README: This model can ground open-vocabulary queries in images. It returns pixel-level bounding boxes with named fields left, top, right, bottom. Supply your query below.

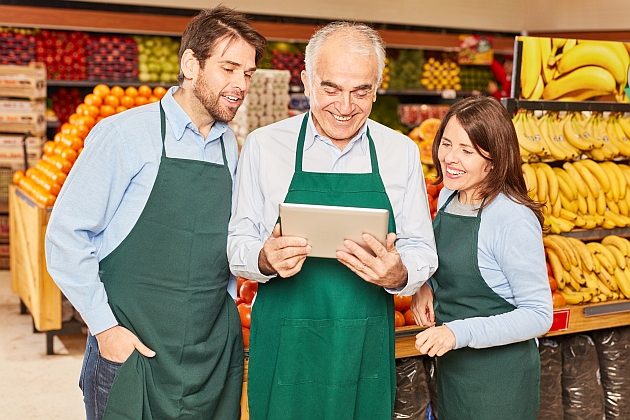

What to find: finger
left=134, top=339, right=156, bottom=358
left=336, top=251, right=378, bottom=280
left=362, top=234, right=388, bottom=259
left=283, top=255, right=308, bottom=278
left=337, top=258, right=376, bottom=283
left=416, top=307, right=431, bottom=327
left=386, top=233, right=397, bottom=251
left=275, top=236, right=309, bottom=249
left=281, top=253, right=309, bottom=271
left=428, top=304, right=435, bottom=325
left=343, top=239, right=376, bottom=265
left=276, top=245, right=311, bottom=262
left=272, top=223, right=281, bottom=238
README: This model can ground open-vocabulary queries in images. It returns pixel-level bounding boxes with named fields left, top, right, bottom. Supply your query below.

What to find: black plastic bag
left=592, top=327, right=630, bottom=419
left=561, top=334, right=605, bottom=420
left=538, top=338, right=563, bottom=420
left=394, top=357, right=432, bottom=419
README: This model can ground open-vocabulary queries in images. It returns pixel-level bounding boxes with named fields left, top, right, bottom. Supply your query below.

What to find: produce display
left=459, top=65, right=493, bottom=92
left=407, top=117, right=442, bottom=172
left=420, top=56, right=461, bottom=91
left=0, top=27, right=36, bottom=66
left=86, top=35, right=138, bottom=82
left=235, top=277, right=256, bottom=348
left=262, top=42, right=305, bottom=87
left=388, top=49, right=425, bottom=90
left=518, top=36, right=629, bottom=102
left=522, top=160, right=630, bottom=233
left=12, top=83, right=166, bottom=207
left=545, top=234, right=630, bottom=306
left=135, top=35, right=180, bottom=83
left=48, top=87, right=83, bottom=125
left=35, top=30, right=88, bottom=80
left=380, top=57, right=392, bottom=90
left=514, top=110, right=630, bottom=162
left=425, top=177, right=443, bottom=220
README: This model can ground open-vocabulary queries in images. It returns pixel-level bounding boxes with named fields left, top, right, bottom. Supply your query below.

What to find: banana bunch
left=545, top=234, right=630, bottom=305
left=519, top=36, right=629, bottom=102
left=522, top=160, right=630, bottom=233
left=514, top=111, right=630, bottom=162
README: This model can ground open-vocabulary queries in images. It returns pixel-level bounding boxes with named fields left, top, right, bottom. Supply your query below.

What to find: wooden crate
left=9, top=184, right=60, bottom=331
left=0, top=63, right=46, bottom=99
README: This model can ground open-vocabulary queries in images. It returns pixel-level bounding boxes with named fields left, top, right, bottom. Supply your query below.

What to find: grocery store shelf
left=395, top=325, right=424, bottom=358
left=545, top=300, right=630, bottom=337
left=47, top=80, right=175, bottom=88
left=377, top=88, right=476, bottom=98
left=501, top=98, right=630, bottom=115
left=560, top=227, right=630, bottom=241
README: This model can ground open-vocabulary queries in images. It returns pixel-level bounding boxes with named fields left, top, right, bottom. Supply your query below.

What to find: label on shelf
left=549, top=308, right=570, bottom=332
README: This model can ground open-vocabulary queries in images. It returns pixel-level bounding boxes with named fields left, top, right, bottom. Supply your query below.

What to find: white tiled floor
left=0, top=270, right=85, bottom=419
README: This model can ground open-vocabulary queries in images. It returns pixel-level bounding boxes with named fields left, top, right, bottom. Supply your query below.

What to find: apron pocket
left=276, top=316, right=385, bottom=386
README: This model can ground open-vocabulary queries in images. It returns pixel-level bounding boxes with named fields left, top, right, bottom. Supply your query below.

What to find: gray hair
left=304, top=21, right=386, bottom=89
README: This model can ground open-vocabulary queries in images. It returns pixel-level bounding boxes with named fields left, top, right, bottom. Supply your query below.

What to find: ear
left=300, top=70, right=310, bottom=98
left=180, top=48, right=199, bottom=81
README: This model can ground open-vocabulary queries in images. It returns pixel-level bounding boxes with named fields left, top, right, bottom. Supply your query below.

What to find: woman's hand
left=411, top=282, right=435, bottom=327
left=414, top=325, right=456, bottom=357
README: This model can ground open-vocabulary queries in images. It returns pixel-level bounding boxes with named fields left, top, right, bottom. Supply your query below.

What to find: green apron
left=98, top=102, right=243, bottom=419
left=248, top=114, right=396, bottom=420
left=432, top=191, right=540, bottom=420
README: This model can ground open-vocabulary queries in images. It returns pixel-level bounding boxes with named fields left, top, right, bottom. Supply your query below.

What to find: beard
left=192, top=76, right=241, bottom=123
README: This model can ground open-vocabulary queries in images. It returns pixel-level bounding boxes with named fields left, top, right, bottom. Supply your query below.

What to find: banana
left=547, top=249, right=566, bottom=288
left=549, top=113, right=580, bottom=158
left=556, top=89, right=615, bottom=101
left=577, top=194, right=588, bottom=215
left=580, top=159, right=611, bottom=193
left=542, top=66, right=616, bottom=100
left=562, top=162, right=589, bottom=197
left=579, top=113, right=604, bottom=149
left=561, top=289, right=587, bottom=305
left=514, top=112, right=544, bottom=155
left=618, top=268, right=630, bottom=298
left=604, top=210, right=629, bottom=227
left=521, top=112, right=548, bottom=156
left=606, top=115, right=630, bottom=157
left=619, top=199, right=629, bottom=216
left=560, top=192, right=579, bottom=213
left=537, top=163, right=559, bottom=205
left=587, top=242, right=616, bottom=274
left=520, top=37, right=542, bottom=99
left=530, top=75, right=544, bottom=101
left=540, top=37, right=555, bottom=84
left=578, top=40, right=629, bottom=93
left=534, top=163, right=548, bottom=204
left=559, top=208, right=578, bottom=221
left=601, top=161, right=626, bottom=200
left=521, top=163, right=538, bottom=199
left=539, top=113, right=571, bottom=160
left=591, top=250, right=602, bottom=273
left=611, top=115, right=630, bottom=159
left=597, top=278, right=614, bottom=297
left=566, top=237, right=594, bottom=272
left=556, top=42, right=628, bottom=85
left=552, top=196, right=562, bottom=218
left=586, top=194, right=598, bottom=216
left=602, top=235, right=630, bottom=255
left=619, top=117, right=630, bottom=139
left=573, top=215, right=587, bottom=228
left=551, top=235, right=579, bottom=266
left=543, top=236, right=572, bottom=270
left=597, top=194, right=607, bottom=216
left=605, top=244, right=626, bottom=269
left=553, top=167, right=578, bottom=200
left=593, top=113, right=620, bottom=158
left=548, top=215, right=574, bottom=232
left=563, top=113, right=593, bottom=150
left=572, top=160, right=602, bottom=198
left=607, top=198, right=620, bottom=215
left=599, top=267, right=618, bottom=291
left=564, top=270, right=581, bottom=291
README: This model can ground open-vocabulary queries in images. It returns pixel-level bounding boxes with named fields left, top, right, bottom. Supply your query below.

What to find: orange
left=60, top=148, right=78, bottom=163
left=110, top=86, right=124, bottom=97
left=153, top=86, right=167, bottom=99
left=134, top=96, right=149, bottom=106
left=76, top=103, right=88, bottom=116
left=68, top=113, right=81, bottom=125
left=115, top=105, right=128, bottom=114
left=85, top=105, right=100, bottom=118
left=120, top=95, right=135, bottom=108
left=81, top=115, right=96, bottom=129
left=138, top=85, right=152, bottom=98
left=12, top=170, right=25, bottom=185
left=394, top=295, right=412, bottom=312
left=93, top=84, right=110, bottom=97
left=84, top=93, right=102, bottom=107
left=43, top=141, right=56, bottom=156
left=103, top=95, right=120, bottom=108
left=125, top=86, right=138, bottom=97
left=394, top=311, right=405, bottom=328
left=148, top=95, right=159, bottom=103
left=100, top=105, right=116, bottom=118
left=60, top=123, right=74, bottom=135
left=403, top=309, right=417, bottom=326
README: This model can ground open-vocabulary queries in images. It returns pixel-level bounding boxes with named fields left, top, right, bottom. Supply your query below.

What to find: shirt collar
left=161, top=86, right=228, bottom=142
left=305, top=111, right=369, bottom=154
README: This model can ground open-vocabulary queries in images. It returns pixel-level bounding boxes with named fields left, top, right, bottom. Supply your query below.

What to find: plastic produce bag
left=592, top=327, right=630, bottom=419
left=562, top=334, right=605, bottom=420
left=538, top=338, right=563, bottom=420
left=394, top=357, right=432, bottom=420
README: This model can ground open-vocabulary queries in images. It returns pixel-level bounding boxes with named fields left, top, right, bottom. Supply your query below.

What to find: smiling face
left=301, top=33, right=378, bottom=146
left=192, top=35, right=257, bottom=122
left=437, top=117, right=493, bottom=205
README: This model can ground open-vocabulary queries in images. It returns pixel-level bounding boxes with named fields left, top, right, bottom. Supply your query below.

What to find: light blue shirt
left=228, top=113, right=438, bottom=296
left=438, top=188, right=553, bottom=349
left=45, top=87, right=238, bottom=335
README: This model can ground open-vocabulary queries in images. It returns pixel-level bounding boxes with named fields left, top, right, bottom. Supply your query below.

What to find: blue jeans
left=79, top=334, right=122, bottom=420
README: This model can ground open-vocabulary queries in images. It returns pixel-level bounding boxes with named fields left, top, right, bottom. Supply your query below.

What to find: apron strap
left=439, top=190, right=458, bottom=211
left=219, top=136, right=228, bottom=167
left=476, top=196, right=487, bottom=218
left=159, top=100, right=167, bottom=158
left=295, top=113, right=380, bottom=175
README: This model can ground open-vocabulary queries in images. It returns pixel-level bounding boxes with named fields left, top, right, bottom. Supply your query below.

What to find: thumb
left=386, top=233, right=396, bottom=251
left=272, top=223, right=281, bottom=238
left=134, top=339, right=156, bottom=358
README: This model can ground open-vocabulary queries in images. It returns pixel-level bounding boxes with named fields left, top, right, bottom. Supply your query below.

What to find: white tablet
left=279, top=202, right=389, bottom=259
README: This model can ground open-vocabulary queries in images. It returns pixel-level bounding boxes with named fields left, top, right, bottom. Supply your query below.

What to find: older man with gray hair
left=228, top=21, right=437, bottom=419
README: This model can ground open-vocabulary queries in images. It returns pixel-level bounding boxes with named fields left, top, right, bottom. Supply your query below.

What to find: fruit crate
left=9, top=184, right=60, bottom=331
left=0, top=135, right=43, bottom=169
left=0, top=98, right=46, bottom=135
left=0, top=63, right=46, bottom=99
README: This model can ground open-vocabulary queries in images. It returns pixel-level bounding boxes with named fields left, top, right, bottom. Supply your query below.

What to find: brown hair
left=431, top=96, right=544, bottom=227
left=177, top=6, right=266, bottom=84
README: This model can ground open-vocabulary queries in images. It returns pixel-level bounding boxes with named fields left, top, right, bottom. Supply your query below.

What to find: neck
left=173, top=87, right=216, bottom=138
left=457, top=190, right=483, bottom=206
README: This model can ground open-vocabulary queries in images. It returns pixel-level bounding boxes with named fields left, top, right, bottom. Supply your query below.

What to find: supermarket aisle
left=0, top=271, right=85, bottom=419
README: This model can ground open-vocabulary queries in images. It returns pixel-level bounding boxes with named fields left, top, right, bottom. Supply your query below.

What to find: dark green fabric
left=248, top=114, right=397, bottom=420
left=99, top=102, right=243, bottom=419
left=432, top=192, right=540, bottom=420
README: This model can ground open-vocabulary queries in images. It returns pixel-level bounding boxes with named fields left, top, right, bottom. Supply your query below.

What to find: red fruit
left=552, top=291, right=566, bottom=308
left=237, top=303, right=252, bottom=328
left=394, top=311, right=405, bottom=327
left=548, top=275, right=558, bottom=292
left=394, top=295, right=412, bottom=312
left=239, top=281, right=257, bottom=304
left=404, top=309, right=417, bottom=326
